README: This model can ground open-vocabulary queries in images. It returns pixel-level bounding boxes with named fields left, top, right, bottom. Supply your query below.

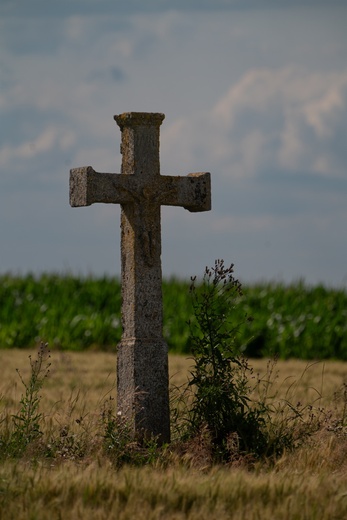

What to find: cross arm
left=70, top=166, right=135, bottom=207
left=70, top=166, right=211, bottom=212
left=161, top=172, right=211, bottom=212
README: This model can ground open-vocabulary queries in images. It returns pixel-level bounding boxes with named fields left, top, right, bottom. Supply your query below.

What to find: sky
left=1, top=0, right=346, bottom=287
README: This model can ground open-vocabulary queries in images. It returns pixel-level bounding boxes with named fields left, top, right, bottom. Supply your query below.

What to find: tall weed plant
left=180, top=260, right=327, bottom=462
left=9, top=342, right=51, bottom=455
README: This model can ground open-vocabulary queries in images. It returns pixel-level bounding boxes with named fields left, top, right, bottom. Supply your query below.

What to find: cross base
left=117, top=338, right=170, bottom=444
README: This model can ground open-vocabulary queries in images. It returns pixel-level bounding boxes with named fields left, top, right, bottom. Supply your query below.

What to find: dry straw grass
left=1, top=458, right=346, bottom=520
left=0, top=349, right=347, bottom=519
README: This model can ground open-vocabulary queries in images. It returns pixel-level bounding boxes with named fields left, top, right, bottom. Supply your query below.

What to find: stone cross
left=69, top=112, right=211, bottom=443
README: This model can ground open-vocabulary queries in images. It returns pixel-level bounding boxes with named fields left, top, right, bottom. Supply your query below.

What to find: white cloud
left=303, top=81, right=346, bottom=139
left=162, top=66, right=347, bottom=181
left=0, top=126, right=76, bottom=168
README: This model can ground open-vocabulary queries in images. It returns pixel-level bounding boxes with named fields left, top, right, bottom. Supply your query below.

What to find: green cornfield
left=0, top=273, right=346, bottom=359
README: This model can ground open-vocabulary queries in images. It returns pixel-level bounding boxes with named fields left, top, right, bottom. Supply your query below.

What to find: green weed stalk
left=9, top=342, right=51, bottom=455
left=179, top=260, right=330, bottom=463
left=184, top=260, right=268, bottom=460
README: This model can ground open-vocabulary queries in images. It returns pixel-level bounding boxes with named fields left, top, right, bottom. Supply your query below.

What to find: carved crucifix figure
left=70, top=112, right=211, bottom=443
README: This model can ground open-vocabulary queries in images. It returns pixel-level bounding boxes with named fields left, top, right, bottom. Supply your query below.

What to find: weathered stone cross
left=69, top=112, right=211, bottom=443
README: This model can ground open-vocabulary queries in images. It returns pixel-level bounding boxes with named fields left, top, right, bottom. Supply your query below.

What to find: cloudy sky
left=1, top=0, right=346, bottom=287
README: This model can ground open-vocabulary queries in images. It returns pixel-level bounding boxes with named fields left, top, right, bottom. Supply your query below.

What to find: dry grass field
left=1, top=349, right=347, bottom=519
